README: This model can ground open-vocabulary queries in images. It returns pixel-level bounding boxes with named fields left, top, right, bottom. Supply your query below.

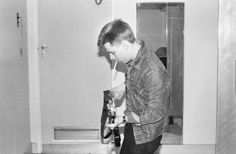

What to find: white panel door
left=38, top=0, right=112, bottom=143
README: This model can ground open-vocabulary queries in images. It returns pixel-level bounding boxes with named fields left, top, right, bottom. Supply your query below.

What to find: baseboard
left=42, top=142, right=111, bottom=154
left=158, top=144, right=215, bottom=154
left=42, top=143, right=215, bottom=154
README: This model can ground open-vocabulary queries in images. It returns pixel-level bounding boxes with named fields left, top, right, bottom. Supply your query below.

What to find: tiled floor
left=162, top=123, right=182, bottom=144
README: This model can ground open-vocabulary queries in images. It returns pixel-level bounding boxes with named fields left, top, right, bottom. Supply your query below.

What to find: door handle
left=39, top=44, right=49, bottom=57
left=40, top=45, right=49, bottom=50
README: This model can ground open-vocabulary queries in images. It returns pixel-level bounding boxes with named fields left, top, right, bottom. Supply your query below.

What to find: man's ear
left=104, top=42, right=112, bottom=49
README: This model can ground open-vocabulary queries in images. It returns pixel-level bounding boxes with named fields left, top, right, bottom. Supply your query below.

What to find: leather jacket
left=125, top=41, right=170, bottom=144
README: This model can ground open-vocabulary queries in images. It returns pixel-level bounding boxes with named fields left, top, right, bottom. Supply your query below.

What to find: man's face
left=104, top=41, right=131, bottom=63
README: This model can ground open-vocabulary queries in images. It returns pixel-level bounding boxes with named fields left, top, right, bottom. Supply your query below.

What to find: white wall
left=114, top=0, right=218, bottom=144
left=183, top=0, right=218, bottom=144
left=0, top=0, right=31, bottom=154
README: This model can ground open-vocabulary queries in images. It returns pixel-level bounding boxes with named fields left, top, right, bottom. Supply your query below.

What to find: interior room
left=0, top=0, right=235, bottom=154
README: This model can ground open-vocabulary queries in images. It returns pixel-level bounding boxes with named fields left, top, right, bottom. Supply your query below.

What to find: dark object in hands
left=104, top=127, right=121, bottom=147
left=100, top=90, right=121, bottom=147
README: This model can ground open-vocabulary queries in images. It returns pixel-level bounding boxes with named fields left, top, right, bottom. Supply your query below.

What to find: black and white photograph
left=0, top=0, right=235, bottom=154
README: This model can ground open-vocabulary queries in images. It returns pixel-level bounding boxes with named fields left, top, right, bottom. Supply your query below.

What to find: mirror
left=137, top=2, right=184, bottom=144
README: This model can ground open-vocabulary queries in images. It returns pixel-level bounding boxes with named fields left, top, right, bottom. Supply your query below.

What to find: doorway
left=137, top=2, right=184, bottom=144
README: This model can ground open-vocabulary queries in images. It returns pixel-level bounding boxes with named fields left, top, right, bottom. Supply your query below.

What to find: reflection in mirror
left=137, top=2, right=184, bottom=144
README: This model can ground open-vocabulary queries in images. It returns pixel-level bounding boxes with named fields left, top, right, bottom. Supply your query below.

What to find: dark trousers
left=120, top=123, right=162, bottom=154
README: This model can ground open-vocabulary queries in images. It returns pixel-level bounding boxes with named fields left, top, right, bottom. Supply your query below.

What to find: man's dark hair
left=97, top=19, right=135, bottom=47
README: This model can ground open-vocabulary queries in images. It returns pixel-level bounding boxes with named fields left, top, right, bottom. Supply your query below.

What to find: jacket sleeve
left=139, top=68, right=169, bottom=125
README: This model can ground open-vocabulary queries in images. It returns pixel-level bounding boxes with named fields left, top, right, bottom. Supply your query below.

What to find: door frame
left=26, top=0, right=42, bottom=153
left=26, top=0, right=117, bottom=153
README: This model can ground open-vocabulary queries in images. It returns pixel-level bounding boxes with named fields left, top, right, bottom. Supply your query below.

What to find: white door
left=38, top=0, right=112, bottom=143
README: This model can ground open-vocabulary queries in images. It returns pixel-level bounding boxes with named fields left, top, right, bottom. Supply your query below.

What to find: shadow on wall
left=97, top=45, right=112, bottom=69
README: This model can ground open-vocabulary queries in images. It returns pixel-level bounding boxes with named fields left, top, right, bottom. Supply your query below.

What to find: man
left=97, top=19, right=170, bottom=154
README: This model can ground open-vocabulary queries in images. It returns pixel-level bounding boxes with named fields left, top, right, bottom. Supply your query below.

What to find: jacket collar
left=126, top=40, right=147, bottom=71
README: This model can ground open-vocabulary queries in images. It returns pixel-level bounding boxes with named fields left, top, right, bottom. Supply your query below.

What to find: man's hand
left=105, top=116, right=124, bottom=130
left=110, top=83, right=126, bottom=100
